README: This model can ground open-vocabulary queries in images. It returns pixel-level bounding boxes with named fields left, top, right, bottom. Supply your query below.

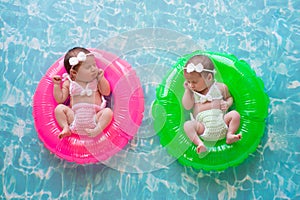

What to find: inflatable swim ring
left=33, top=48, right=144, bottom=164
left=152, top=51, right=269, bottom=171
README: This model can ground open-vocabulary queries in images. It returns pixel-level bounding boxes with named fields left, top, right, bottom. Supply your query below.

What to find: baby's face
left=184, top=71, right=209, bottom=93
left=75, top=55, right=98, bottom=82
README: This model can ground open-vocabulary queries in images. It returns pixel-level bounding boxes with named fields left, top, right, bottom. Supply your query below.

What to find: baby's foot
left=197, top=144, right=207, bottom=153
left=226, top=133, right=241, bottom=144
left=86, top=127, right=101, bottom=137
left=59, top=127, right=72, bottom=139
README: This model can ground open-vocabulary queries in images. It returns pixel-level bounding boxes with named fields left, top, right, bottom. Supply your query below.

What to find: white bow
left=185, top=63, right=215, bottom=74
left=199, top=94, right=213, bottom=103
left=69, top=52, right=87, bottom=66
left=80, top=88, right=93, bottom=96
left=185, top=63, right=204, bottom=73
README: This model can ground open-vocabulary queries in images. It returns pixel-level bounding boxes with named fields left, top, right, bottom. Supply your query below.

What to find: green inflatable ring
left=152, top=51, right=269, bottom=171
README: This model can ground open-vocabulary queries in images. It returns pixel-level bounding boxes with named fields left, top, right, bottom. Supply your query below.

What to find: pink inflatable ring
left=33, top=48, right=144, bottom=164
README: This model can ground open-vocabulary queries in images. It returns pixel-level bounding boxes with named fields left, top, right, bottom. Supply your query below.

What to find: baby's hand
left=52, top=75, right=62, bottom=85
left=220, top=100, right=229, bottom=111
left=183, top=81, right=193, bottom=93
left=184, top=81, right=190, bottom=90
left=97, top=69, right=104, bottom=79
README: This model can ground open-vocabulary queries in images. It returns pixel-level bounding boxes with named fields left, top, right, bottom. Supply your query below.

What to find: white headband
left=184, top=63, right=216, bottom=74
left=69, top=51, right=93, bottom=67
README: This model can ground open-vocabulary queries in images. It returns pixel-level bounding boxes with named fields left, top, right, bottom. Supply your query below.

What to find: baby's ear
left=70, top=69, right=77, bottom=79
left=207, top=73, right=213, bottom=81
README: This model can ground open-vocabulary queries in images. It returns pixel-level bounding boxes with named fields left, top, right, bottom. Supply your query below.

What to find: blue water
left=1, top=0, right=299, bottom=199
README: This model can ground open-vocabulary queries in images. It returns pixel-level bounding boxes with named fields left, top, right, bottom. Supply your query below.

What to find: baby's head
left=64, top=47, right=97, bottom=81
left=184, top=55, right=215, bottom=76
left=183, top=55, right=216, bottom=92
left=64, top=47, right=91, bottom=74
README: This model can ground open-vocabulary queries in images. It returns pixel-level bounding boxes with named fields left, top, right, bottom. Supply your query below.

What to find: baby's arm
left=182, top=81, right=194, bottom=110
left=97, top=69, right=110, bottom=96
left=52, top=75, right=69, bottom=104
left=219, top=83, right=233, bottom=111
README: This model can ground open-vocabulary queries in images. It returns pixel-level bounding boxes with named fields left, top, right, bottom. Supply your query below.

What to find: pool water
left=1, top=0, right=299, bottom=199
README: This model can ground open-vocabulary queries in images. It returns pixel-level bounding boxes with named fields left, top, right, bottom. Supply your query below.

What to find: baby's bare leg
left=86, top=108, right=113, bottom=137
left=224, top=110, right=241, bottom=144
left=54, top=104, right=74, bottom=139
left=184, top=120, right=206, bottom=153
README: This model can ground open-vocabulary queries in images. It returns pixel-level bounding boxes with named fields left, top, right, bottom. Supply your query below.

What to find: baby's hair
left=64, top=47, right=91, bottom=74
left=185, top=55, right=215, bottom=76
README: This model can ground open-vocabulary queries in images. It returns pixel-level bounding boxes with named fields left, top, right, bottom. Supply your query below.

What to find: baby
left=52, top=47, right=113, bottom=139
left=182, top=55, right=241, bottom=153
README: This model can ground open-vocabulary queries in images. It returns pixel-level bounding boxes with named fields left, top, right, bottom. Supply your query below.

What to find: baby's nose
left=91, top=66, right=97, bottom=71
